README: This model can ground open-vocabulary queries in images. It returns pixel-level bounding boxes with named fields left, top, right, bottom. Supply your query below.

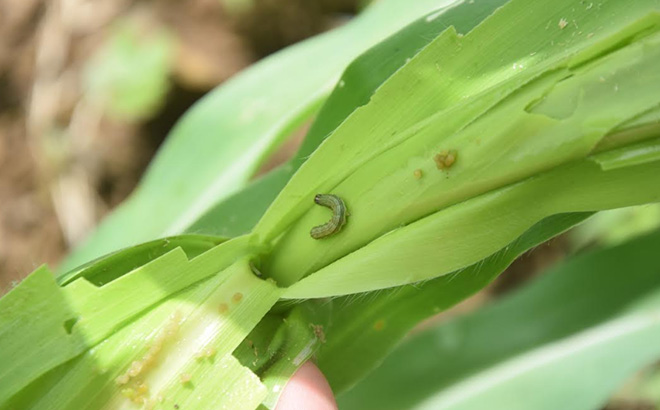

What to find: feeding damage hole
left=63, top=317, right=79, bottom=334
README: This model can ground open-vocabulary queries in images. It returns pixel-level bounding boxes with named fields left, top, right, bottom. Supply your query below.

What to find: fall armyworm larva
left=310, top=194, right=348, bottom=239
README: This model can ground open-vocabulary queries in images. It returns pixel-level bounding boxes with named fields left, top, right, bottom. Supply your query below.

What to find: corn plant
left=2, top=0, right=660, bottom=408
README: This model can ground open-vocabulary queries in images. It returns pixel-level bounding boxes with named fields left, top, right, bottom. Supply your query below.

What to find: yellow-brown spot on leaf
left=413, top=169, right=423, bottom=179
left=218, top=303, right=229, bottom=314
left=180, top=373, right=192, bottom=384
left=373, top=320, right=386, bottom=331
left=232, top=292, right=243, bottom=303
left=434, top=150, right=458, bottom=170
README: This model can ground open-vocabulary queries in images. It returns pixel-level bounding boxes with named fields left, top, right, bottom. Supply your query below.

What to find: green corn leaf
left=340, top=228, right=660, bottom=410
left=0, top=235, right=266, bottom=404
left=59, top=234, right=225, bottom=286
left=5, top=252, right=281, bottom=409
left=285, top=148, right=660, bottom=298
left=316, top=212, right=592, bottom=394
left=253, top=0, right=660, bottom=294
left=0, top=266, right=88, bottom=403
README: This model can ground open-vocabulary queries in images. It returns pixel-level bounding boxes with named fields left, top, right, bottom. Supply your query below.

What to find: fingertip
left=275, top=362, right=337, bottom=410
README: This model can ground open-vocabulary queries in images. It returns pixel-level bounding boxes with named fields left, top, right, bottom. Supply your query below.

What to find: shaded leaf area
left=232, top=299, right=334, bottom=409
left=187, top=0, right=510, bottom=239
left=340, top=228, right=660, bottom=410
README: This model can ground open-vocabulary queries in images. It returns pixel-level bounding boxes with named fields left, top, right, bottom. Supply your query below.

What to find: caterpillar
left=310, top=194, right=348, bottom=239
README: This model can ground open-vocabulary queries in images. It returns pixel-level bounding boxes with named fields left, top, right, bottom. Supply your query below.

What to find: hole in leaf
left=63, top=317, right=79, bottom=334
